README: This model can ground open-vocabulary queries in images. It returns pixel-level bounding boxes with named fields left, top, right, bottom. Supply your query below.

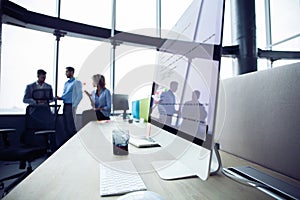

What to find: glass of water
left=112, top=129, right=130, bottom=155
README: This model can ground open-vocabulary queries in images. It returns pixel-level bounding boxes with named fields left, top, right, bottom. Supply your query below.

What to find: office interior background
left=0, top=1, right=300, bottom=198
left=0, top=0, right=299, bottom=115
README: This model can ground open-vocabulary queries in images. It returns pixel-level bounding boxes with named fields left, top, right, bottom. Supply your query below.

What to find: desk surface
left=3, top=120, right=300, bottom=200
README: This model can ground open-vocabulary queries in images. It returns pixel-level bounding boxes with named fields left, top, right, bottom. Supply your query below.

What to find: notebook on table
left=129, top=137, right=160, bottom=148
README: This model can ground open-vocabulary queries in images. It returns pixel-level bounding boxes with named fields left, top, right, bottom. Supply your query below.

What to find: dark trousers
left=96, top=110, right=110, bottom=121
left=63, top=104, right=77, bottom=140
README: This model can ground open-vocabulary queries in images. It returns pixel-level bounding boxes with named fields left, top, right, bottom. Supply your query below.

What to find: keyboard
left=99, top=160, right=147, bottom=196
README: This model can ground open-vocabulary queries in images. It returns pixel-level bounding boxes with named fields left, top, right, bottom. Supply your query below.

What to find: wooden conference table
left=3, top=119, right=300, bottom=200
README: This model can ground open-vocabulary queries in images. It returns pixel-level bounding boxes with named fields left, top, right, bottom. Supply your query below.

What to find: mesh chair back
left=26, top=105, right=56, bottom=130
left=32, top=88, right=53, bottom=102
left=22, top=104, right=57, bottom=147
left=21, top=88, right=58, bottom=147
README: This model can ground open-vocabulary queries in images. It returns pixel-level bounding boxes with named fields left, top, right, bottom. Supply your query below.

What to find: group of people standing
left=23, top=67, right=111, bottom=143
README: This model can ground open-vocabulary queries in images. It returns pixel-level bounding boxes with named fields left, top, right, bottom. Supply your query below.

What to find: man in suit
left=23, top=69, right=53, bottom=105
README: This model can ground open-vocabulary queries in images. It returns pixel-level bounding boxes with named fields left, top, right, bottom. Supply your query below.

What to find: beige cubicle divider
left=215, top=62, right=300, bottom=181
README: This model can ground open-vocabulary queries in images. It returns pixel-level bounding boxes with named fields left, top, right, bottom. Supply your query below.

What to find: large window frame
left=1, top=0, right=299, bottom=114
left=262, top=0, right=300, bottom=68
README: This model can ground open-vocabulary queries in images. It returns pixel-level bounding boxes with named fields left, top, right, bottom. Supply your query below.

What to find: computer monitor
left=113, top=94, right=129, bottom=119
left=148, top=0, right=225, bottom=181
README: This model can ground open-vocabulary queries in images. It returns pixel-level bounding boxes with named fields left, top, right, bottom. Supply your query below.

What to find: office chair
left=82, top=109, right=97, bottom=127
left=0, top=88, right=60, bottom=197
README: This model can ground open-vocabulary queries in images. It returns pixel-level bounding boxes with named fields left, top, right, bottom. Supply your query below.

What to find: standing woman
left=91, top=75, right=111, bottom=120
left=84, top=74, right=101, bottom=107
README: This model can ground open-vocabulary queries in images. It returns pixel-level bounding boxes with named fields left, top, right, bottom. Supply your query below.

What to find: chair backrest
left=82, top=109, right=97, bottom=128
left=26, top=105, right=56, bottom=129
left=21, top=104, right=57, bottom=147
left=32, top=88, right=53, bottom=104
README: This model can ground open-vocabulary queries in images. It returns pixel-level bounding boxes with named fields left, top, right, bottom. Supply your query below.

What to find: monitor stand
left=151, top=143, right=222, bottom=180
left=222, top=166, right=300, bottom=199
left=122, top=110, right=127, bottom=120
left=210, top=143, right=222, bottom=175
left=151, top=159, right=196, bottom=180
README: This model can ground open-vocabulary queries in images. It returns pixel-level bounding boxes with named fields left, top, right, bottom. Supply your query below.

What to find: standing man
left=180, top=90, right=208, bottom=140
left=23, top=69, right=53, bottom=105
left=158, top=81, right=179, bottom=125
left=57, top=66, right=83, bottom=140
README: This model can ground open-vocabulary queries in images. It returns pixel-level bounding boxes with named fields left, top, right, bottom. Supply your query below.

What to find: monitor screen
left=113, top=94, right=129, bottom=111
left=149, top=0, right=225, bottom=180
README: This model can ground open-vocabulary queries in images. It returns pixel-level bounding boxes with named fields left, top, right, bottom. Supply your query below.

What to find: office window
left=3, top=0, right=299, bottom=115
left=0, top=25, right=55, bottom=114
left=60, top=0, right=111, bottom=29
left=264, top=0, right=300, bottom=68
left=220, top=58, right=234, bottom=79
left=160, top=0, right=194, bottom=37
left=255, top=0, right=267, bottom=50
left=11, top=0, right=57, bottom=17
left=255, top=0, right=269, bottom=71
left=114, top=44, right=156, bottom=104
left=272, top=36, right=300, bottom=68
left=272, top=35, right=300, bottom=52
left=257, top=58, right=269, bottom=71
left=269, top=0, right=300, bottom=45
left=116, top=0, right=156, bottom=36
left=58, top=36, right=103, bottom=114
left=219, top=0, right=233, bottom=79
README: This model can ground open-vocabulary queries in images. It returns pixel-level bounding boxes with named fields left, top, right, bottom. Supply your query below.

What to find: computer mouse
left=117, top=191, right=164, bottom=200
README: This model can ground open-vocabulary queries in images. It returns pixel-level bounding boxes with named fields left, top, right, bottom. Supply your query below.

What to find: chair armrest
left=0, top=129, right=16, bottom=147
left=49, top=104, right=61, bottom=114
left=34, top=130, right=56, bottom=135
left=0, top=129, right=16, bottom=134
